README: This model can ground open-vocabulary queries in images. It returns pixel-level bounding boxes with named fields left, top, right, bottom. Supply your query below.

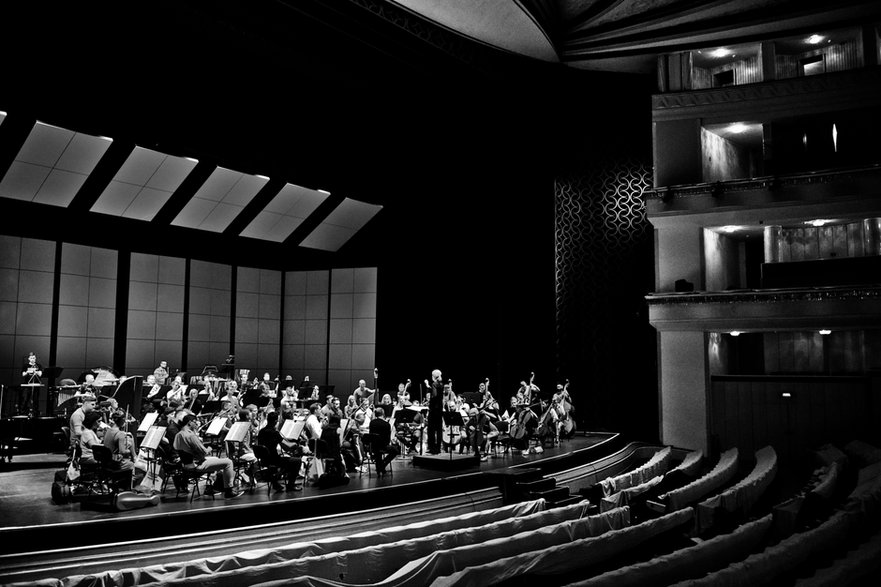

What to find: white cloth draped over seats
left=599, top=446, right=672, bottom=497
left=566, top=514, right=773, bottom=587
left=670, top=449, right=703, bottom=478
left=671, top=468, right=881, bottom=587
left=808, top=460, right=841, bottom=502
left=42, top=499, right=550, bottom=587
left=219, top=507, right=631, bottom=587
left=696, top=446, right=777, bottom=532
left=661, top=448, right=739, bottom=512
left=429, top=508, right=693, bottom=587
left=600, top=475, right=663, bottom=512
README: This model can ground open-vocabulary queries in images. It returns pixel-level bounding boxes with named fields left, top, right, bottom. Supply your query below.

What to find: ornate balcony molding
left=646, top=285, right=881, bottom=307
left=647, top=164, right=881, bottom=202
left=652, top=67, right=881, bottom=116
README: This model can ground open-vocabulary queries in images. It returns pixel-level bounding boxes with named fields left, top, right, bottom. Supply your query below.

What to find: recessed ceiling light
left=804, top=219, right=833, bottom=227
left=730, top=331, right=741, bottom=337
left=819, top=329, right=832, bottom=335
left=727, top=123, right=748, bottom=134
left=718, top=225, right=743, bottom=233
left=807, top=35, right=824, bottom=44
left=711, top=48, right=730, bottom=58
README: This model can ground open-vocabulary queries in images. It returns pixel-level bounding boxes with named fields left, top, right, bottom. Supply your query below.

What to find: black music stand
left=198, top=400, right=221, bottom=416
left=441, top=411, right=465, bottom=461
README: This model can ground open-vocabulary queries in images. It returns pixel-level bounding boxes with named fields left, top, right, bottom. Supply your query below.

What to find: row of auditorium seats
left=22, top=440, right=881, bottom=586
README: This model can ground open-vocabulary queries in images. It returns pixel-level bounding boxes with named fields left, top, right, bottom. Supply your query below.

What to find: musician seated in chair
left=232, top=409, right=259, bottom=484
left=368, top=407, right=399, bottom=474
left=103, top=413, right=143, bottom=490
left=78, top=411, right=104, bottom=468
left=173, top=413, right=243, bottom=499
left=257, top=411, right=303, bottom=491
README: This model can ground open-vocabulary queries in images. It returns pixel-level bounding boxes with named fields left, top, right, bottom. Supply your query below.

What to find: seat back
left=253, top=443, right=273, bottom=464
left=91, top=444, right=114, bottom=467
left=178, top=450, right=196, bottom=466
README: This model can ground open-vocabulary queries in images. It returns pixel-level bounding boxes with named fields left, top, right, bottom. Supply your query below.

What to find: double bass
left=557, top=380, right=576, bottom=437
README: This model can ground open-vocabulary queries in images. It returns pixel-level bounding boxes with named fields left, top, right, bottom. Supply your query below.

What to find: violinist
left=103, top=413, right=144, bottom=490
left=257, top=411, right=303, bottom=491
left=166, top=375, right=186, bottom=406
left=231, top=408, right=258, bottom=484
left=344, top=395, right=358, bottom=419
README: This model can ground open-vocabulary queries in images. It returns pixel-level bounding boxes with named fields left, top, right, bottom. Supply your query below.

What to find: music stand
left=199, top=400, right=221, bottom=416
left=441, top=411, right=465, bottom=461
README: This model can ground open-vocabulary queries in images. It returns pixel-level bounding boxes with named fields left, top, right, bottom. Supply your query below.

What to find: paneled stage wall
left=0, top=234, right=376, bottom=408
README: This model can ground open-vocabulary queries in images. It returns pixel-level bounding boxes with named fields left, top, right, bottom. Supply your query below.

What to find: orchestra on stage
left=3, top=353, right=577, bottom=506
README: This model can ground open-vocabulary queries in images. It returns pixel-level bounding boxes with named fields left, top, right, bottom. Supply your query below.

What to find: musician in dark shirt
left=368, top=407, right=399, bottom=474
left=257, top=411, right=303, bottom=491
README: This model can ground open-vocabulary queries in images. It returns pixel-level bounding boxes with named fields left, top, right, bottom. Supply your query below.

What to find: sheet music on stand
left=206, top=416, right=226, bottom=436
left=141, top=426, right=167, bottom=450
left=225, top=421, right=250, bottom=443
left=281, top=418, right=306, bottom=441
left=138, top=411, right=159, bottom=432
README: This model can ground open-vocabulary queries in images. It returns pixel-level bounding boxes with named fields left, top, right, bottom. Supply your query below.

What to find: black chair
left=176, top=450, right=216, bottom=502
left=360, top=433, right=394, bottom=477
left=253, top=444, right=283, bottom=494
left=226, top=440, right=257, bottom=492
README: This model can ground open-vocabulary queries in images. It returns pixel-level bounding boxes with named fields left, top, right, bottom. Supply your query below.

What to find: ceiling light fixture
left=804, top=219, right=833, bottom=227
left=807, top=35, right=824, bottom=44
left=730, top=331, right=742, bottom=337
left=718, top=225, right=743, bottom=233
left=727, top=123, right=748, bottom=134
left=711, top=48, right=730, bottom=58
left=819, top=329, right=832, bottom=335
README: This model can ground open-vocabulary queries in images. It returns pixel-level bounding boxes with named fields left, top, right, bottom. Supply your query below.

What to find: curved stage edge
left=0, top=432, right=630, bottom=582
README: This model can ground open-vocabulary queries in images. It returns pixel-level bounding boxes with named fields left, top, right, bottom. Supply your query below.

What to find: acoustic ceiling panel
left=299, top=198, right=382, bottom=252
left=91, top=146, right=198, bottom=220
left=171, top=167, right=268, bottom=233
left=240, top=183, right=329, bottom=242
left=0, top=122, right=112, bottom=207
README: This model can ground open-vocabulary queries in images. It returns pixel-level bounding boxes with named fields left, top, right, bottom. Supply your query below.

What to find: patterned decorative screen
left=554, top=158, right=655, bottom=433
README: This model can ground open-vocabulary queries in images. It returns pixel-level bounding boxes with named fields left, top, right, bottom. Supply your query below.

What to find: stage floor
left=0, top=435, right=610, bottom=532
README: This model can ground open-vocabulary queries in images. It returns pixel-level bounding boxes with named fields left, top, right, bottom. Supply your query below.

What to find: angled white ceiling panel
left=0, top=122, right=111, bottom=207
left=299, top=198, right=382, bottom=252
left=91, top=146, right=198, bottom=221
left=240, top=183, right=328, bottom=242
left=0, top=112, right=6, bottom=126
left=171, top=167, right=267, bottom=233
